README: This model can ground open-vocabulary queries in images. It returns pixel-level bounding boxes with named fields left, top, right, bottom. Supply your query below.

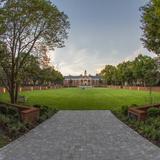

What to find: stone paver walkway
left=0, top=111, right=160, bottom=160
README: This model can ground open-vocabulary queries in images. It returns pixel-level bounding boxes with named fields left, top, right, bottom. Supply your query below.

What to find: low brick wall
left=20, top=87, right=33, bottom=92
left=0, top=85, right=63, bottom=94
left=20, top=107, right=40, bottom=124
left=1, top=85, right=160, bottom=94
left=107, top=85, right=160, bottom=92
left=128, top=104, right=160, bottom=121
left=0, top=102, right=40, bottom=124
left=107, top=85, right=122, bottom=89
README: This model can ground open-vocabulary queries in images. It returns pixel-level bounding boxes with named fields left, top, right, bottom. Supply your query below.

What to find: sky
left=50, top=0, right=152, bottom=76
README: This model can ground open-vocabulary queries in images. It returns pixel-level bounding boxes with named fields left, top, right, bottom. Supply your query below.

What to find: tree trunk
left=9, top=85, right=16, bottom=104
left=149, top=85, right=153, bottom=105
left=9, top=72, right=19, bottom=104
left=9, top=84, right=19, bottom=104
left=15, top=83, right=19, bottom=103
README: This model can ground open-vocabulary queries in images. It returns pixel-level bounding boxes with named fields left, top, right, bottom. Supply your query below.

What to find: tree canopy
left=100, top=54, right=158, bottom=86
left=0, top=0, right=70, bottom=103
left=140, top=0, right=160, bottom=55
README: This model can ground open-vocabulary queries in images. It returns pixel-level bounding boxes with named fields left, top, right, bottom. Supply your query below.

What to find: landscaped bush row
left=127, top=117, right=160, bottom=141
left=0, top=135, right=9, bottom=148
left=0, top=113, right=28, bottom=139
left=0, top=105, right=58, bottom=144
left=147, top=107, right=160, bottom=117
left=114, top=105, right=160, bottom=146
left=33, top=105, right=58, bottom=123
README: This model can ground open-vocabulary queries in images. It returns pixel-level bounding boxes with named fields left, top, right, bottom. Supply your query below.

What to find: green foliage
left=0, top=103, right=57, bottom=147
left=133, top=55, right=157, bottom=86
left=0, top=135, right=9, bottom=148
left=0, top=0, right=70, bottom=103
left=39, top=67, right=64, bottom=85
left=137, top=120, right=160, bottom=141
left=6, top=122, right=28, bottom=138
left=100, top=65, right=117, bottom=85
left=100, top=54, right=158, bottom=86
left=147, top=107, right=160, bottom=117
left=129, top=104, right=138, bottom=108
left=22, top=54, right=64, bottom=86
left=121, top=105, right=129, bottom=116
left=0, top=112, right=28, bottom=139
left=118, top=111, right=160, bottom=144
left=0, top=114, right=10, bottom=127
left=140, top=0, right=160, bottom=55
left=33, top=105, right=57, bottom=122
left=117, top=61, right=134, bottom=86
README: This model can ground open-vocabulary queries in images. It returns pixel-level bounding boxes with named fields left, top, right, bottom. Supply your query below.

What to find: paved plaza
left=0, top=111, right=160, bottom=160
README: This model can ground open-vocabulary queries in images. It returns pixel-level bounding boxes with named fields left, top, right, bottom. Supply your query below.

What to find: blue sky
left=50, top=0, right=152, bottom=75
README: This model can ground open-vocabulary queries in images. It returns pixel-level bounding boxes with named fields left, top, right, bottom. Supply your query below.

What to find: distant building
left=63, top=70, right=102, bottom=87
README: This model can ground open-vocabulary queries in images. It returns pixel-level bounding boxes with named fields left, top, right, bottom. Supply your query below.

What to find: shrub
left=147, top=108, right=160, bottom=117
left=143, top=126, right=153, bottom=137
left=0, top=135, right=9, bottom=148
left=33, top=105, right=58, bottom=122
left=0, top=114, right=10, bottom=128
left=7, top=122, right=28, bottom=138
left=121, top=105, right=129, bottom=116
left=151, top=130, right=160, bottom=141
left=118, top=105, right=160, bottom=145
left=0, top=104, right=58, bottom=142
left=16, top=122, right=28, bottom=133
left=0, top=112, right=29, bottom=139
left=7, top=107, right=19, bottom=118
left=39, top=114, right=48, bottom=123
left=130, top=104, right=138, bottom=107
left=7, top=126, right=19, bottom=138
left=145, top=117, right=160, bottom=130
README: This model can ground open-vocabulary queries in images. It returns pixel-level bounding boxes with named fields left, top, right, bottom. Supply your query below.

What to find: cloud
left=49, top=43, right=145, bottom=75
left=124, top=46, right=155, bottom=62
left=51, top=0, right=154, bottom=76
left=49, top=43, right=112, bottom=75
left=124, top=46, right=144, bottom=61
left=48, top=43, right=156, bottom=76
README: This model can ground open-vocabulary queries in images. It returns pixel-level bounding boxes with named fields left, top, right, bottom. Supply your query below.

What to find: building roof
left=64, top=75, right=101, bottom=80
left=64, top=76, right=81, bottom=80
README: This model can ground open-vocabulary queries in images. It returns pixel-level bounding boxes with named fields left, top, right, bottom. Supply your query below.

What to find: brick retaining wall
left=0, top=85, right=63, bottom=94
left=0, top=85, right=160, bottom=94
left=107, top=85, right=160, bottom=92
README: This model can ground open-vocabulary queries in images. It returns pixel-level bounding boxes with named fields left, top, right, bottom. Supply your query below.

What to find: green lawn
left=0, top=88, right=160, bottom=110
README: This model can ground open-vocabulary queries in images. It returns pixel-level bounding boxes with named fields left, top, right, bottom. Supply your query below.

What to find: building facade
left=63, top=70, right=102, bottom=87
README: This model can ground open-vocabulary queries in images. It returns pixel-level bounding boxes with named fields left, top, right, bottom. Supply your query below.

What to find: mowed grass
left=0, top=88, right=160, bottom=111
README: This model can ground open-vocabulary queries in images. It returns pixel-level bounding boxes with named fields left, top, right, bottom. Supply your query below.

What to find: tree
left=0, top=66, right=5, bottom=86
left=117, top=61, right=134, bottom=86
left=100, top=54, right=158, bottom=87
left=0, top=0, right=70, bottom=103
left=100, top=65, right=116, bottom=85
left=20, top=54, right=64, bottom=86
left=140, top=0, right=160, bottom=55
left=22, top=54, right=41, bottom=86
left=132, top=54, right=157, bottom=86
left=51, top=70, right=64, bottom=85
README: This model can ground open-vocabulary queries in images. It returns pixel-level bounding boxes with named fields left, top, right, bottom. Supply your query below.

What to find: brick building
left=63, top=70, right=102, bottom=87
